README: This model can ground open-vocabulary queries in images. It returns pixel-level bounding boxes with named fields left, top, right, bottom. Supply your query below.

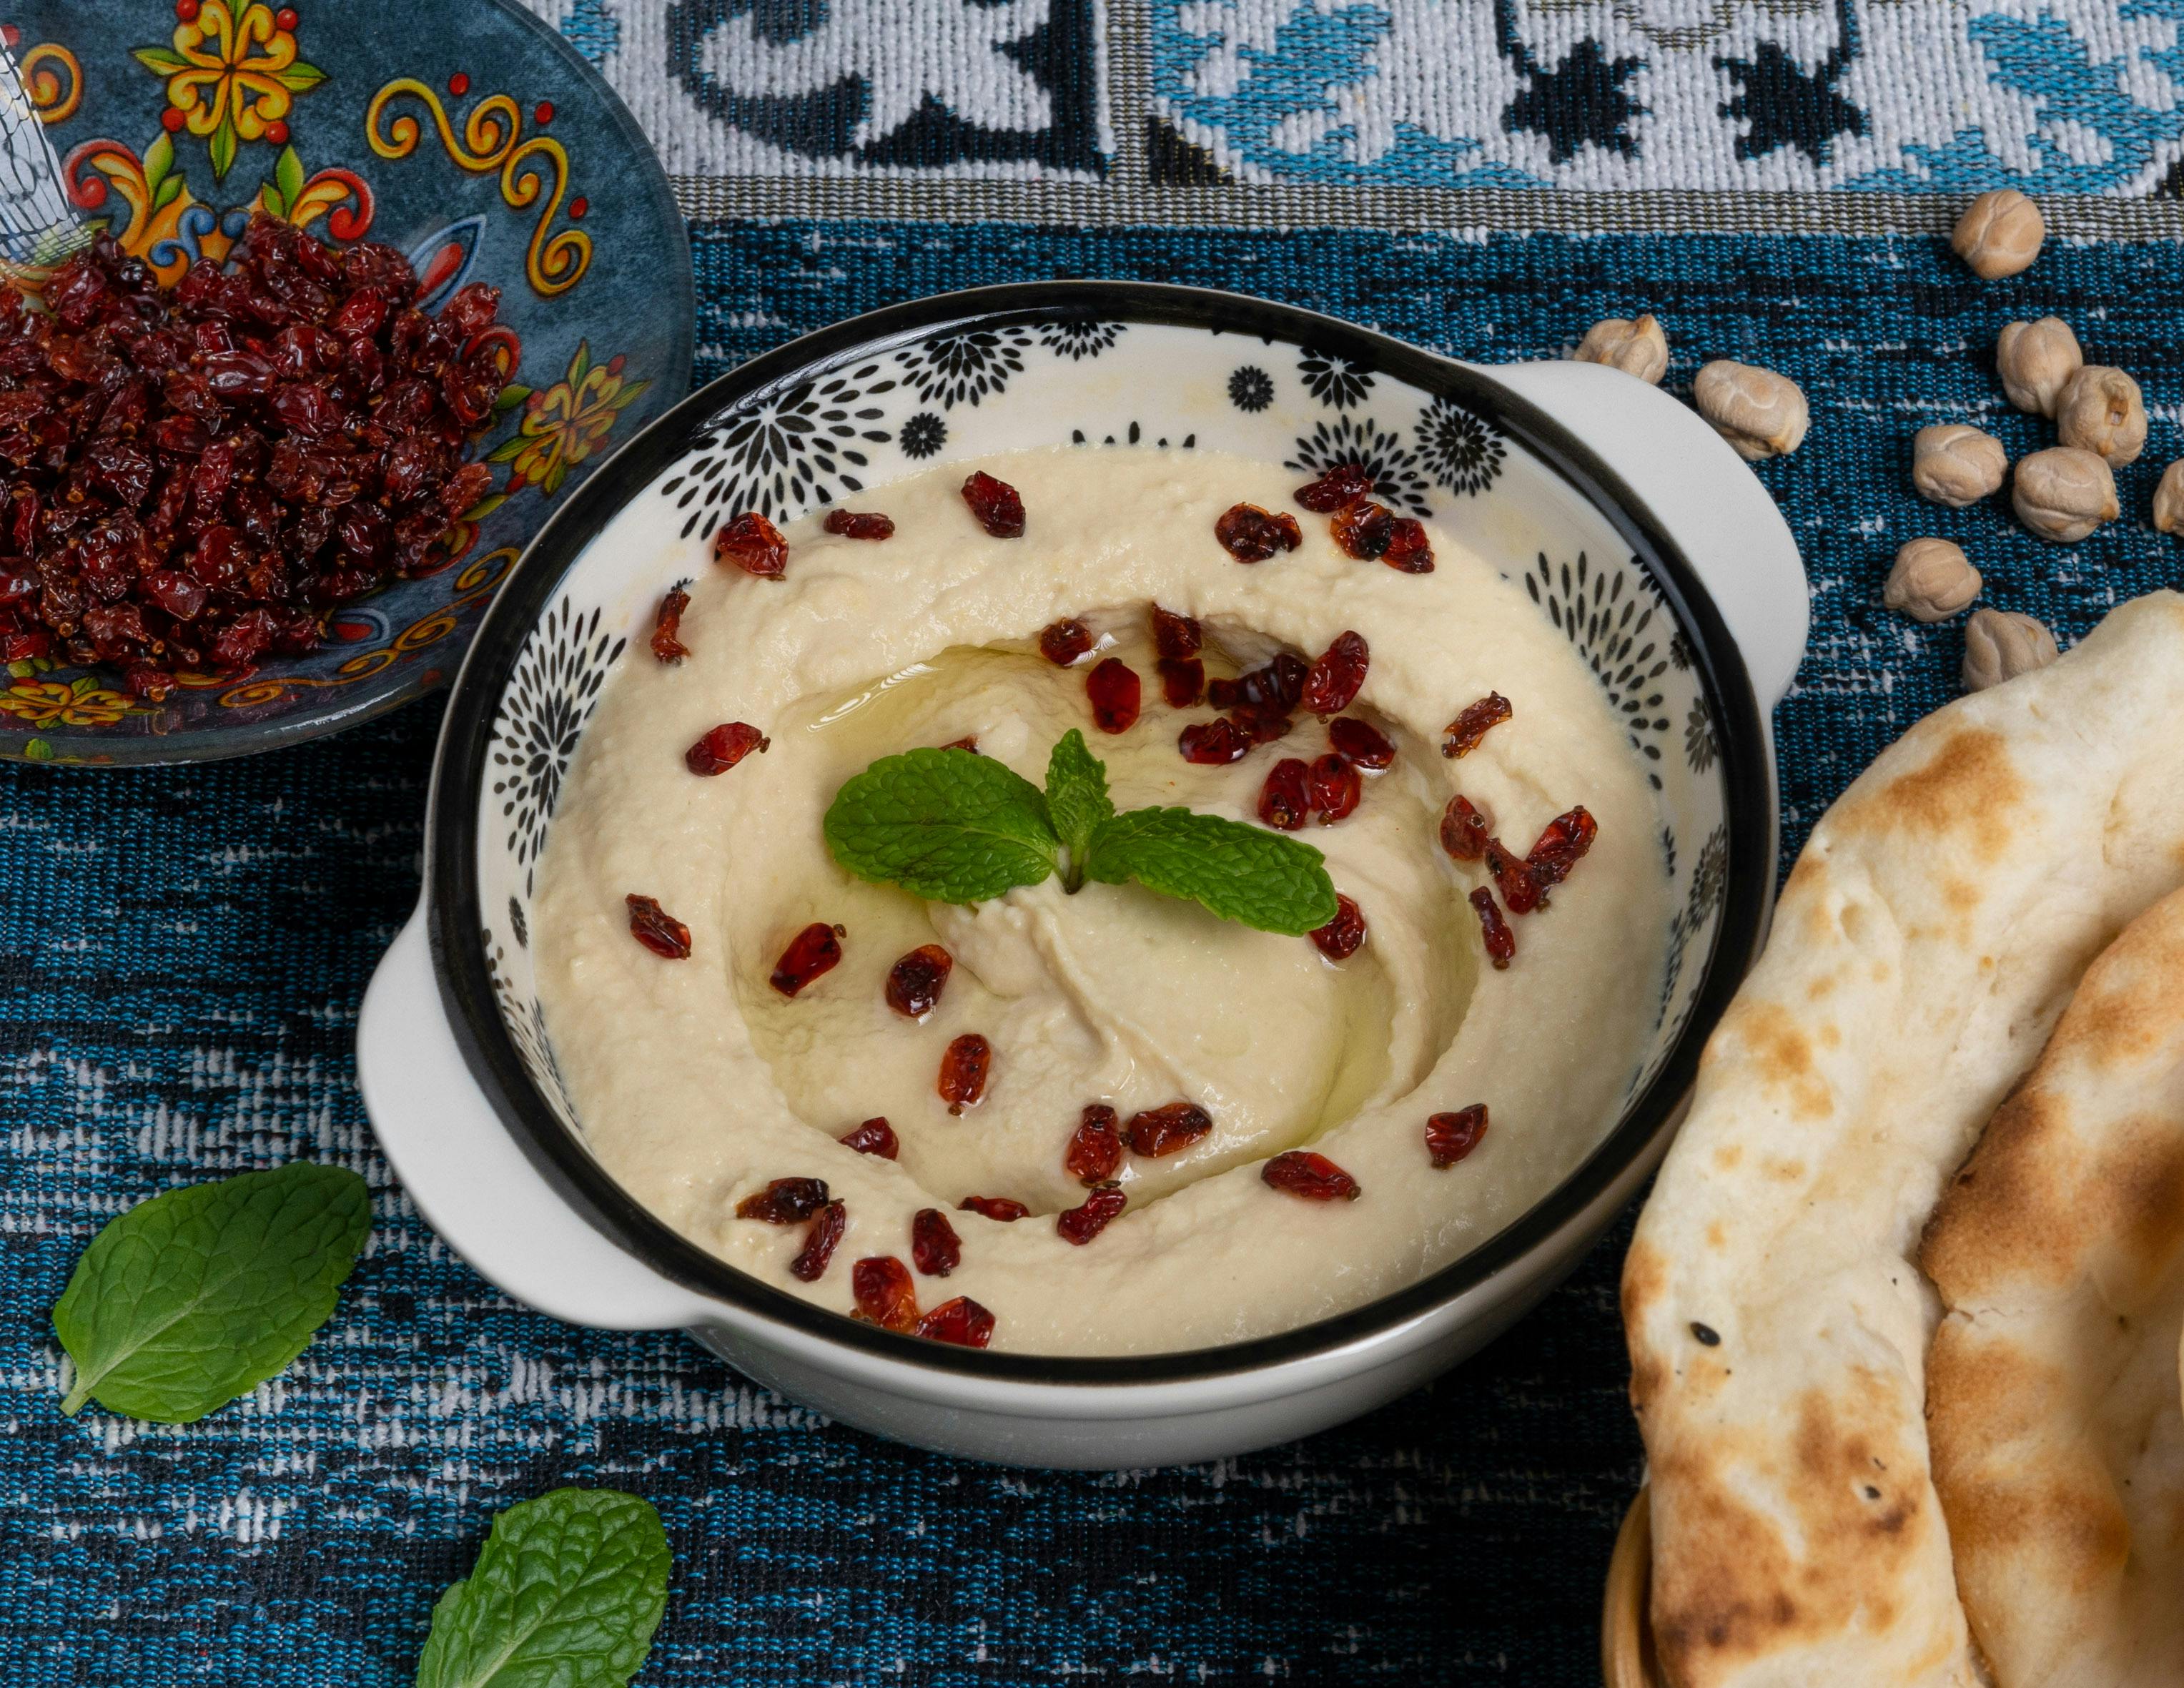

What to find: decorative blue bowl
left=0, top=0, right=691, bottom=764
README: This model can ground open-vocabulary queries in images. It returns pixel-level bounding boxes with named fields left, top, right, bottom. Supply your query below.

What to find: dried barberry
left=1064, top=1104, right=1123, bottom=1185
left=771, top=922, right=844, bottom=997
left=736, top=1178, right=831, bottom=1223
left=823, top=508, right=895, bottom=541
left=1442, top=692, right=1513, bottom=759
left=1295, top=462, right=1375, bottom=513
left=942, top=736, right=979, bottom=754
left=852, top=1255, right=919, bottom=1331
left=1126, top=1102, right=1213, bottom=1158
left=1438, top=794, right=1490, bottom=862
left=1308, top=754, right=1361, bottom=824
left=1215, top=502, right=1303, bottom=563
left=885, top=944, right=954, bottom=1019
left=1425, top=1105, right=1488, bottom=1169
left=1157, top=657, right=1205, bottom=708
left=1469, top=887, right=1515, bottom=969
left=686, top=721, right=769, bottom=776
left=626, top=894, right=691, bottom=959
left=1327, top=716, right=1395, bottom=769
left=962, top=470, right=1025, bottom=538
left=1300, top=631, right=1368, bottom=716
left=1086, top=658, right=1141, bottom=734
left=916, top=1295, right=997, bottom=1348
left=1208, top=653, right=1307, bottom=714
left=650, top=588, right=691, bottom=663
left=1382, top=518, right=1434, bottom=573
left=1150, top=603, right=1202, bottom=661
left=715, top=510, right=788, bottom=579
left=1330, top=500, right=1395, bottom=561
left=939, top=1033, right=992, bottom=1114
left=1177, top=716, right=1249, bottom=766
left=1230, top=706, right=1294, bottom=747
left=789, top=1200, right=846, bottom=1281
left=1057, top=1183, right=1127, bottom=1246
left=1258, top=757, right=1311, bottom=831
left=957, top=1195, right=1030, bottom=1223
left=1039, top=618, right=1094, bottom=666
left=839, top=1117, right=899, bottom=1159
left=1525, top=806, right=1599, bottom=895
left=1309, top=894, right=1367, bottom=961
left=1483, top=839, right=1543, bottom=915
left=1262, top=1150, right=1361, bottom=1201
left=911, top=1208, right=962, bottom=1277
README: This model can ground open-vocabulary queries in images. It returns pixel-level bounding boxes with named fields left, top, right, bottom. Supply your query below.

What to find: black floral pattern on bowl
left=489, top=598, right=625, bottom=899
left=899, top=412, right=947, bottom=459
left=1039, top=320, right=1124, bottom=361
left=1685, top=699, right=1720, bottom=774
left=1285, top=416, right=1433, bottom=517
left=662, top=362, right=898, bottom=539
left=1523, top=551, right=1679, bottom=790
left=1298, top=345, right=1374, bottom=410
left=486, top=931, right=576, bottom=1123
left=1227, top=365, right=1275, bottom=412
left=1417, top=397, right=1507, bottom=498
left=1070, top=421, right=1197, bottom=449
left=1654, top=824, right=1730, bottom=1040
left=896, top=326, right=1034, bottom=409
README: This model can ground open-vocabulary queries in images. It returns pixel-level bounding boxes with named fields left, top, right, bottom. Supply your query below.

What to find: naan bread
left=1922, top=888, right=2184, bottom=1688
left=1624, top=591, right=2184, bottom=1688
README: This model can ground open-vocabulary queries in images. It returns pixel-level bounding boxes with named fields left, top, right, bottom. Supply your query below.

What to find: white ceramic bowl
left=359, top=285, right=1807, bottom=1469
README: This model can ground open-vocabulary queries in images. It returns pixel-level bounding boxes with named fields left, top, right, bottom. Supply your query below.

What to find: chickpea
left=1573, top=315, right=1669, bottom=384
left=1962, top=608, right=2058, bottom=691
left=2153, top=460, right=2184, bottom=535
left=1995, top=317, right=2082, bottom=416
left=2054, top=365, right=2147, bottom=466
left=2012, top=446, right=2118, bottom=543
left=1910, top=425, right=2006, bottom=508
left=1693, top=360, right=1808, bottom=460
left=1884, top=539, right=1982, bottom=623
left=1952, top=190, right=2045, bottom=280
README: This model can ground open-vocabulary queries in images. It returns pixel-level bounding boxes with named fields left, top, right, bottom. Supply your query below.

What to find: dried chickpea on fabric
left=0, top=216, right=512, bottom=698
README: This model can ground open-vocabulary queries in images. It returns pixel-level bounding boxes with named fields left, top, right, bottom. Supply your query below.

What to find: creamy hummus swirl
left=533, top=447, right=1668, bottom=1355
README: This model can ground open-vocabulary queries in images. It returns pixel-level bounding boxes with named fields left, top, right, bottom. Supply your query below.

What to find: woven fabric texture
left=12, top=4, right=2184, bottom=1685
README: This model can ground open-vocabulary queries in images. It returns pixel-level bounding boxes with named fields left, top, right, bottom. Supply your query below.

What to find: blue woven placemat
left=11, top=5, right=2184, bottom=1684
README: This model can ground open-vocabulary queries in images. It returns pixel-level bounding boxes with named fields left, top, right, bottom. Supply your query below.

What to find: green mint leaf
left=1044, top=729, right=1114, bottom=884
left=1084, top=808, right=1340, bottom=935
left=53, top=1161, right=370, bottom=1423
left=824, top=746, right=1059, bottom=904
left=415, top=1489, right=670, bottom=1688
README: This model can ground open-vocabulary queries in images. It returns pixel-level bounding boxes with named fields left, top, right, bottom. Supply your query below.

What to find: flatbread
left=1623, top=591, right=2184, bottom=1688
left=1922, top=887, right=2184, bottom=1688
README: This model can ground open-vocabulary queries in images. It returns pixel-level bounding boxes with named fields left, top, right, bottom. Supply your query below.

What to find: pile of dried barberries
left=0, top=215, right=511, bottom=698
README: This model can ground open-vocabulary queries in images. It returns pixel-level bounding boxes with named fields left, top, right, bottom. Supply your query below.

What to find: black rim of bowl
left=424, top=281, right=1776, bottom=1387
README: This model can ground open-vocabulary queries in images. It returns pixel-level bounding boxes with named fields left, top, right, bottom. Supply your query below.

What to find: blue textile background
left=6, top=221, right=2183, bottom=1685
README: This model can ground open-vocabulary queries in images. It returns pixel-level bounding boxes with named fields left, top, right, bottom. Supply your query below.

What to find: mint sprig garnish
left=1080, top=806, right=1340, bottom=933
left=415, top=1488, right=671, bottom=1688
left=1044, top=728, right=1114, bottom=884
left=821, top=746, right=1062, bottom=903
left=52, top=1160, right=370, bottom=1423
left=826, top=730, right=1339, bottom=935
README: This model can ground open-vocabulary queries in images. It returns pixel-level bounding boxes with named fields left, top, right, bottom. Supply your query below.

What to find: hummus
left=533, top=447, right=1669, bottom=1355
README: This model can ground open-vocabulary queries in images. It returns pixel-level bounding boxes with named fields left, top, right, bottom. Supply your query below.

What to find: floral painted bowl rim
left=422, top=281, right=1774, bottom=1386
left=2, top=0, right=694, bottom=766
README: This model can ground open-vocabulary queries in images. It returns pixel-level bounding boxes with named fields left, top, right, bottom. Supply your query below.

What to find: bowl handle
left=1479, top=359, right=1809, bottom=710
left=358, top=909, right=704, bottom=1331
